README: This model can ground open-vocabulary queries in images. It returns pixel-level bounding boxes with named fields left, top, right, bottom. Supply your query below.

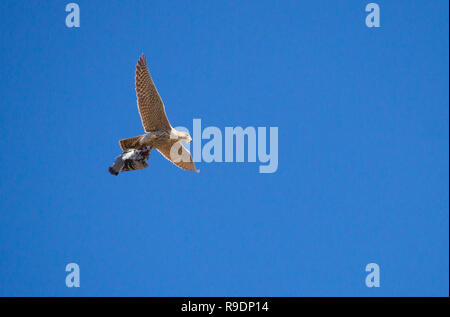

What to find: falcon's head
left=171, top=129, right=192, bottom=143
left=179, top=131, right=192, bottom=143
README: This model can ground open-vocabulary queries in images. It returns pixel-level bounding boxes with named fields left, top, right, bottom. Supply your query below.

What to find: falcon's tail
left=119, top=135, right=145, bottom=150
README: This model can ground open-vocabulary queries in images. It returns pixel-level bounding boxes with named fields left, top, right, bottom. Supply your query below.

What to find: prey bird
left=109, top=54, right=198, bottom=175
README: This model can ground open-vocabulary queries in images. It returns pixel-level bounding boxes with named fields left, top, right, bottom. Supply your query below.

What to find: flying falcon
left=109, top=54, right=198, bottom=175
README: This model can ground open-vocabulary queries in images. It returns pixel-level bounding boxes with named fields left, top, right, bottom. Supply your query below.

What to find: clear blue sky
left=0, top=1, right=448, bottom=296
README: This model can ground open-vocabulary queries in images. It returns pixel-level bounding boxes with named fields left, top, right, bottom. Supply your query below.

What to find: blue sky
left=0, top=1, right=448, bottom=296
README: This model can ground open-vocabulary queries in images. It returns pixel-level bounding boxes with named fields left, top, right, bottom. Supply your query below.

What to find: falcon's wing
left=156, top=141, right=199, bottom=172
left=135, top=54, right=172, bottom=132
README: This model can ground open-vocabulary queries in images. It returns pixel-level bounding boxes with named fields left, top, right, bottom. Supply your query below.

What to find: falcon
left=109, top=54, right=198, bottom=175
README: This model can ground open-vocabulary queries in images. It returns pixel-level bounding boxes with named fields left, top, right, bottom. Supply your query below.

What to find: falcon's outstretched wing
left=156, top=141, right=199, bottom=172
left=135, top=54, right=172, bottom=132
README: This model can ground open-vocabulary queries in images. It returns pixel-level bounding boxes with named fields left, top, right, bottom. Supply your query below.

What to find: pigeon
left=108, top=147, right=151, bottom=175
